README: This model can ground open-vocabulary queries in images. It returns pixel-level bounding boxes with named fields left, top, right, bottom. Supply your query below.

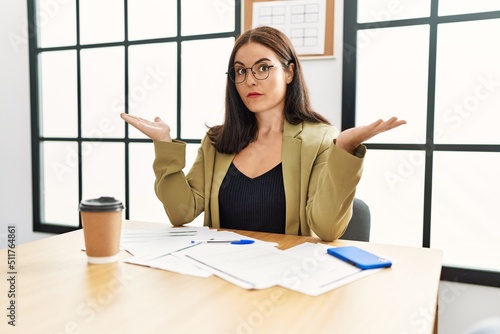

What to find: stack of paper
left=120, top=226, right=387, bottom=296
left=179, top=242, right=382, bottom=296
left=121, top=226, right=277, bottom=278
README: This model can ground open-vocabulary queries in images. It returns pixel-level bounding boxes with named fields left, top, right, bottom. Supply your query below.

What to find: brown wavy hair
left=208, top=26, right=330, bottom=154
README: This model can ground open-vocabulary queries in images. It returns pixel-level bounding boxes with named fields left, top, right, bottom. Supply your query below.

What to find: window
left=29, top=0, right=241, bottom=233
left=343, top=1, right=500, bottom=286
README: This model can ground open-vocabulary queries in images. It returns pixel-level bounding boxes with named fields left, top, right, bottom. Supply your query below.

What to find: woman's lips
left=247, top=92, right=263, bottom=98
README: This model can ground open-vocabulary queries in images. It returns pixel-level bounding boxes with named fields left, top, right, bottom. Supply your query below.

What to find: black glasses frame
left=226, top=63, right=281, bottom=84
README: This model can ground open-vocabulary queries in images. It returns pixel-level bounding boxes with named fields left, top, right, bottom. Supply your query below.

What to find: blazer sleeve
left=305, top=135, right=365, bottom=241
left=152, top=138, right=206, bottom=225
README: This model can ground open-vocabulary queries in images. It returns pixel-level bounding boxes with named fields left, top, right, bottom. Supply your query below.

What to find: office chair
left=341, top=198, right=371, bottom=242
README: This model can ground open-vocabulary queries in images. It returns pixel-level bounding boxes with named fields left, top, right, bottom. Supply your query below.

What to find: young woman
left=121, top=26, right=405, bottom=241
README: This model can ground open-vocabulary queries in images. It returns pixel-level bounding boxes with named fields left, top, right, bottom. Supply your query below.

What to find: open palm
left=120, top=113, right=172, bottom=142
left=336, top=117, right=406, bottom=154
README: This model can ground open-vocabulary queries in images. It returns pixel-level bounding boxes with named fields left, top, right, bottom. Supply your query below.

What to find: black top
left=219, top=162, right=286, bottom=234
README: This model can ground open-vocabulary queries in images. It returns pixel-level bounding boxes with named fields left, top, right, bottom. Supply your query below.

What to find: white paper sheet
left=179, top=243, right=297, bottom=289
left=125, top=252, right=212, bottom=278
left=278, top=243, right=382, bottom=296
left=180, top=242, right=386, bottom=296
left=121, top=226, right=217, bottom=257
left=122, top=229, right=278, bottom=278
left=122, top=229, right=277, bottom=257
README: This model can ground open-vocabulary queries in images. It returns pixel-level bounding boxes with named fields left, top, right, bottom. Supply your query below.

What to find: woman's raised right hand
left=120, top=113, right=172, bottom=142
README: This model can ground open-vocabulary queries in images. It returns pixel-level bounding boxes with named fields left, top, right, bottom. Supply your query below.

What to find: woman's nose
left=245, top=69, right=257, bottom=86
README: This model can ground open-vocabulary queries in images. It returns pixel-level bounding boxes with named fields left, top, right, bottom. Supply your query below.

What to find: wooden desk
left=0, top=221, right=442, bottom=334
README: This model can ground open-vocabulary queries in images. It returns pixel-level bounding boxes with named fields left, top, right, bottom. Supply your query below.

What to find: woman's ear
left=285, top=63, right=295, bottom=84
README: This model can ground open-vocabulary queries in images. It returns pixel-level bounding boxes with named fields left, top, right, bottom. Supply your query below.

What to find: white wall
left=0, top=0, right=52, bottom=248
left=1, top=1, right=498, bottom=333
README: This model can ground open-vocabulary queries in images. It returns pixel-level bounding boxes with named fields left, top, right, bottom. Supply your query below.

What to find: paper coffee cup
left=79, top=197, right=124, bottom=264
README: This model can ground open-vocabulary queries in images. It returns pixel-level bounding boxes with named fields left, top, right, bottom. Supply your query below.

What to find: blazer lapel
left=282, top=121, right=303, bottom=235
left=210, top=152, right=234, bottom=229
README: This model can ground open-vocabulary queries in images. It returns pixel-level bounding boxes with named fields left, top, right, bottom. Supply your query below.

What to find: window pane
left=38, top=0, right=76, bottom=47
left=129, top=143, right=204, bottom=226
left=81, top=46, right=124, bottom=138
left=431, top=152, right=500, bottom=272
left=128, top=0, right=177, bottom=40
left=181, top=38, right=234, bottom=138
left=181, top=0, right=235, bottom=36
left=79, top=0, right=124, bottom=44
left=439, top=1, right=500, bottom=16
left=39, top=50, right=77, bottom=137
left=355, top=150, right=425, bottom=247
left=129, top=143, right=168, bottom=223
left=81, top=142, right=125, bottom=203
left=358, top=0, right=430, bottom=23
left=128, top=43, right=177, bottom=139
left=41, top=141, right=79, bottom=227
left=185, top=143, right=201, bottom=174
left=356, top=25, right=429, bottom=144
left=434, top=19, right=500, bottom=145
left=31, top=0, right=239, bottom=232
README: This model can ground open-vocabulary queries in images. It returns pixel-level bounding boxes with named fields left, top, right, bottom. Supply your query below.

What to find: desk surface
left=0, top=221, right=442, bottom=334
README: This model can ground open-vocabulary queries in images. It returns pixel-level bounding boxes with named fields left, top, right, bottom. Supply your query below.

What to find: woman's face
left=232, top=42, right=293, bottom=116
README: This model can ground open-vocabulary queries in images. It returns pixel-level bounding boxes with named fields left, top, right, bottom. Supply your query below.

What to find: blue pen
left=191, top=239, right=255, bottom=245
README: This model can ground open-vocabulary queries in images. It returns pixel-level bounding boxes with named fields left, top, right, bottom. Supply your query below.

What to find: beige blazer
left=153, top=121, right=365, bottom=241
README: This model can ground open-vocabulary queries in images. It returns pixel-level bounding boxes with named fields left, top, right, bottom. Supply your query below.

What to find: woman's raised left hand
left=335, top=117, right=407, bottom=154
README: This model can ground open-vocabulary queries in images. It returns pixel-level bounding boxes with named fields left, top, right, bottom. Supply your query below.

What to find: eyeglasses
left=227, top=62, right=282, bottom=84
